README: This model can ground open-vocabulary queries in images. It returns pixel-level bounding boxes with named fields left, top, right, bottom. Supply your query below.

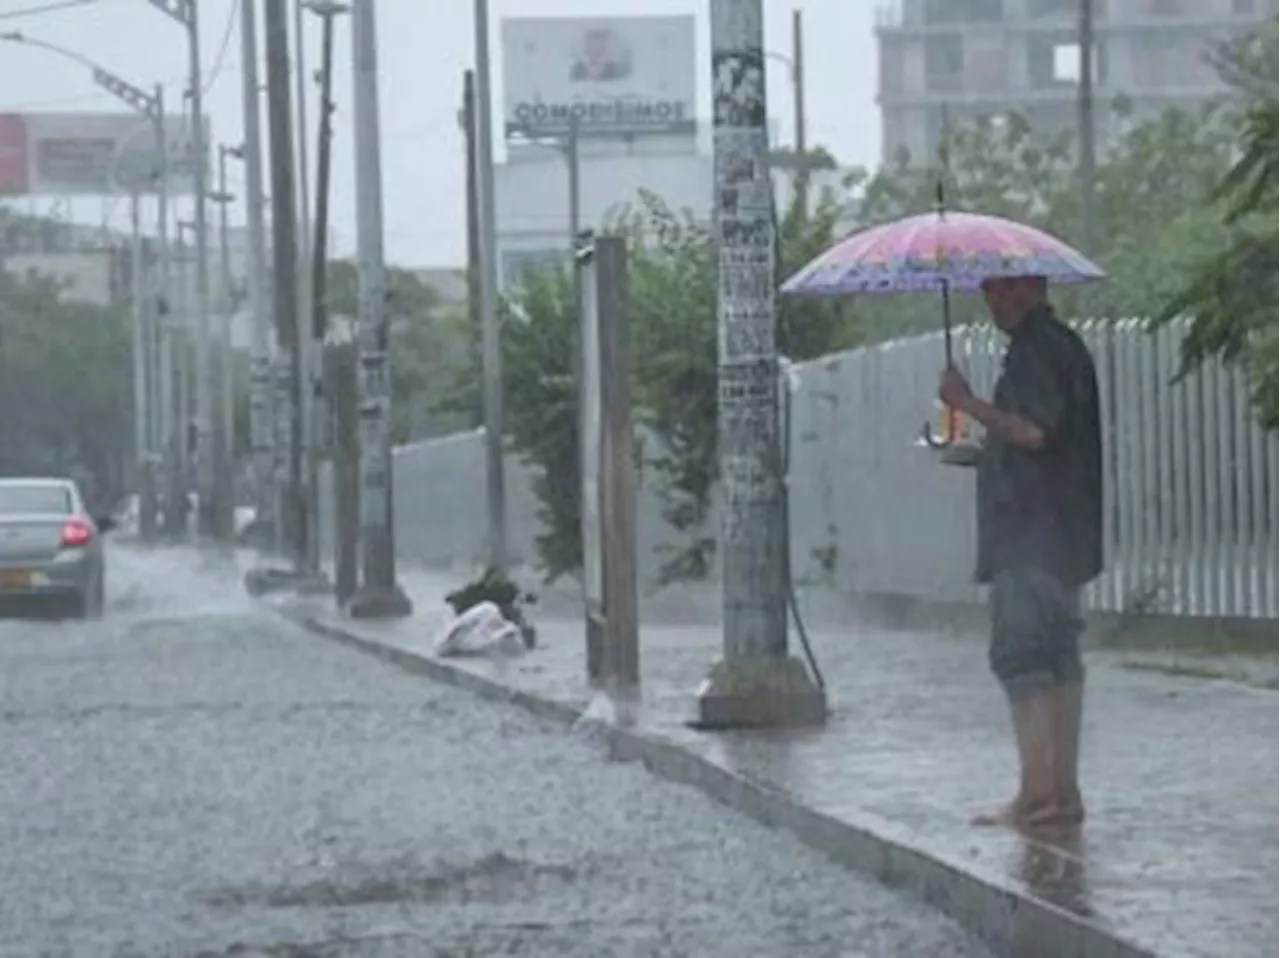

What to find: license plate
left=0, top=569, right=31, bottom=589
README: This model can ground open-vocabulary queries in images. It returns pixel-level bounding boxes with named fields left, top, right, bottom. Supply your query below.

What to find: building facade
left=495, top=14, right=859, bottom=291
left=876, top=0, right=1274, bottom=165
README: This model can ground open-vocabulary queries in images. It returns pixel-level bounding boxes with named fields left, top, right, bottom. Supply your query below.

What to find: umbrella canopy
left=781, top=210, right=1106, bottom=297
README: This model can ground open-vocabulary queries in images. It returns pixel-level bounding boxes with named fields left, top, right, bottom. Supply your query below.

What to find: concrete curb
left=289, top=609, right=1159, bottom=958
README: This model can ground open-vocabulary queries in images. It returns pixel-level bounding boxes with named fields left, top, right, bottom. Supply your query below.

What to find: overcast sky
left=0, top=0, right=880, bottom=267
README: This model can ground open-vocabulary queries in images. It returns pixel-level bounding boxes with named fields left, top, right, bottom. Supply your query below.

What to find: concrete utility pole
left=210, top=146, right=236, bottom=543
left=263, top=0, right=307, bottom=571
left=302, top=0, right=348, bottom=582
left=327, top=317, right=359, bottom=605
left=128, top=189, right=150, bottom=539
left=147, top=0, right=217, bottom=542
left=234, top=0, right=276, bottom=549
left=1077, top=0, right=1097, bottom=253
left=347, top=0, right=411, bottom=619
left=698, top=0, right=826, bottom=729
left=473, top=0, right=508, bottom=575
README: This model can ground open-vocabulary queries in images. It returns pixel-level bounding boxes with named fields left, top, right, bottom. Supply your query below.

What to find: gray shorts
left=988, top=566, right=1085, bottom=698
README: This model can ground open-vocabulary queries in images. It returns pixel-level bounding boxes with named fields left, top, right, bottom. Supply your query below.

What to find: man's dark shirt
left=975, top=303, right=1103, bottom=587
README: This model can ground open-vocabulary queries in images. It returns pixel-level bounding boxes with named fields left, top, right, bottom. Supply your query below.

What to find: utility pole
left=698, top=0, right=826, bottom=729
left=328, top=316, right=359, bottom=605
left=212, top=146, right=238, bottom=542
left=128, top=189, right=152, bottom=541
left=263, top=0, right=306, bottom=572
left=566, top=113, right=582, bottom=265
left=155, top=85, right=184, bottom=541
left=147, top=0, right=216, bottom=542
left=348, top=0, right=411, bottom=619
left=461, top=69, right=482, bottom=421
left=1077, top=0, right=1097, bottom=253
left=236, top=0, right=276, bottom=551
left=304, top=0, right=347, bottom=584
left=791, top=8, right=808, bottom=215
left=473, top=0, right=508, bottom=575
left=292, top=0, right=320, bottom=579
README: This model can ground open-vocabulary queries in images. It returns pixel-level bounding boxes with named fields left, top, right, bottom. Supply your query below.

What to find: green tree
left=1152, top=20, right=1278, bottom=430
left=323, top=260, right=474, bottom=443
left=437, top=264, right=580, bottom=582
left=0, top=257, right=132, bottom=504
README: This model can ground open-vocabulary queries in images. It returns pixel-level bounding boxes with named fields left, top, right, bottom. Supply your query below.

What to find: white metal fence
left=320, top=317, right=1278, bottom=621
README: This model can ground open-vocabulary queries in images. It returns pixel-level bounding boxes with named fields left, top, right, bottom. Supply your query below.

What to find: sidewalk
left=291, top=568, right=1278, bottom=958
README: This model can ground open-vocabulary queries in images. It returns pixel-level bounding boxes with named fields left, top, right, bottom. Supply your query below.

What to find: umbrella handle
left=919, top=419, right=953, bottom=449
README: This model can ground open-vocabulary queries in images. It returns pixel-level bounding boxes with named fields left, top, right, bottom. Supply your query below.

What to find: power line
left=201, top=0, right=239, bottom=97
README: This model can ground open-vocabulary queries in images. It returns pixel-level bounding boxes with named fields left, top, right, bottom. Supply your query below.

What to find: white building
left=495, top=14, right=860, bottom=291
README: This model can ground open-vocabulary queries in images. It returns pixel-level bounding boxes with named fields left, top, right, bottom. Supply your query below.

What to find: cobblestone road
left=0, top=547, right=994, bottom=957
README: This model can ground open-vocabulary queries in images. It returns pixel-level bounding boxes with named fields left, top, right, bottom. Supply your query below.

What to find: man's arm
left=958, top=395, right=1047, bottom=450
left=944, top=340, right=1067, bottom=452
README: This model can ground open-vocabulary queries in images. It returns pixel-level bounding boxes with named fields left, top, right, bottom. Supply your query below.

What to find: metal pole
left=184, top=3, right=216, bottom=542
left=566, top=113, right=581, bottom=258
left=1077, top=0, right=1097, bottom=253
left=128, top=189, right=152, bottom=540
left=293, top=0, right=319, bottom=576
left=461, top=69, right=482, bottom=427
left=347, top=0, right=410, bottom=619
left=238, top=0, right=276, bottom=549
left=310, top=3, right=338, bottom=581
left=263, top=0, right=306, bottom=571
left=791, top=8, right=808, bottom=214
left=473, top=0, right=508, bottom=575
left=154, top=84, right=183, bottom=539
left=698, top=0, right=825, bottom=729
left=216, top=146, right=235, bottom=540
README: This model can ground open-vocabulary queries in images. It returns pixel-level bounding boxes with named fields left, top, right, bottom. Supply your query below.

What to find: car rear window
left=0, top=485, right=74, bottom=515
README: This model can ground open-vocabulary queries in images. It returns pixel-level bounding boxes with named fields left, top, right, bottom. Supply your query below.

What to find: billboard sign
left=0, top=112, right=205, bottom=197
left=502, top=16, right=696, bottom=140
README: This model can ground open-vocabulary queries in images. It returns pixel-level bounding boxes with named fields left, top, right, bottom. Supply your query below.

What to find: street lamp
left=144, top=0, right=222, bottom=543
left=0, top=29, right=175, bottom=542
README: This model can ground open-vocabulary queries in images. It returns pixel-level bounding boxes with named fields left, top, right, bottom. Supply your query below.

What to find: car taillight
left=61, top=519, right=94, bottom=548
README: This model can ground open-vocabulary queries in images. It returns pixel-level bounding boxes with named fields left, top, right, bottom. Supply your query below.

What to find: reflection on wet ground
left=306, top=569, right=1279, bottom=958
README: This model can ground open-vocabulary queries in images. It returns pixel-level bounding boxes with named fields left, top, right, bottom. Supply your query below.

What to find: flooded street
left=0, top=546, right=994, bottom=957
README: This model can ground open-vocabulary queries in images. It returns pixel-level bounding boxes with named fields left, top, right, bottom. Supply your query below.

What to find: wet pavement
left=303, top=567, right=1279, bottom=958
left=0, top=546, right=995, bottom=957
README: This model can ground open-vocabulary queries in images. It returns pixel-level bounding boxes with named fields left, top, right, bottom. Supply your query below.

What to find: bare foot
left=970, top=800, right=1025, bottom=827
left=971, top=795, right=1084, bottom=829
left=1022, top=800, right=1085, bottom=829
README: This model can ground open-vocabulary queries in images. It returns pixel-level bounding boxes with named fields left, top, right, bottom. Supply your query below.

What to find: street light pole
left=472, top=0, right=508, bottom=575
left=212, top=146, right=237, bottom=541
left=146, top=0, right=218, bottom=543
left=301, top=0, right=349, bottom=583
left=262, top=0, right=307, bottom=573
left=235, top=0, right=277, bottom=551
left=698, top=0, right=826, bottom=729
left=292, top=0, right=319, bottom=579
left=347, top=0, right=410, bottom=619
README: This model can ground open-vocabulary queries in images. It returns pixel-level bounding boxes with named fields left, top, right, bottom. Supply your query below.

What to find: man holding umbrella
left=782, top=209, right=1107, bottom=830
left=939, top=274, right=1102, bottom=829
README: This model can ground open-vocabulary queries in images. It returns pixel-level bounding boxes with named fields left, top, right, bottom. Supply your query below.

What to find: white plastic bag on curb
left=434, top=601, right=525, bottom=657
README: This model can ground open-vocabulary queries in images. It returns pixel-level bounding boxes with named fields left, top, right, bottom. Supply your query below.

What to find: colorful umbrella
left=779, top=210, right=1106, bottom=298
left=779, top=209, right=1106, bottom=457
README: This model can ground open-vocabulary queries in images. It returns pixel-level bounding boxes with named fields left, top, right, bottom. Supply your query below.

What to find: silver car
left=0, top=477, right=113, bottom=619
